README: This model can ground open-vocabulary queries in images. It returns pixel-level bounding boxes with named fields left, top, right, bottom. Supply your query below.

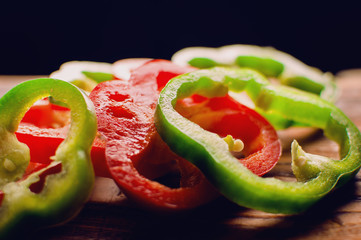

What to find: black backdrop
left=1, top=1, right=361, bottom=75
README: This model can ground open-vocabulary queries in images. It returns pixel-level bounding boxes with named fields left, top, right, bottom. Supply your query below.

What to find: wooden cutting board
left=1, top=70, right=361, bottom=240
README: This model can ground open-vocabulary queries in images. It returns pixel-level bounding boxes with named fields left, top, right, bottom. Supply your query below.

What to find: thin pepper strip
left=0, top=78, right=97, bottom=237
left=155, top=67, right=361, bottom=214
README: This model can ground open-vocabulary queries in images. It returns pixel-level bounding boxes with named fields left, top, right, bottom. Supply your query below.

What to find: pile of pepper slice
left=12, top=60, right=281, bottom=214
left=89, top=60, right=281, bottom=211
left=0, top=47, right=360, bottom=236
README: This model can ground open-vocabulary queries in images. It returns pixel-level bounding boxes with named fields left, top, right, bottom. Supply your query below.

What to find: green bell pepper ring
left=155, top=67, right=361, bottom=214
left=172, top=44, right=337, bottom=102
left=172, top=45, right=338, bottom=129
left=0, top=78, right=97, bottom=237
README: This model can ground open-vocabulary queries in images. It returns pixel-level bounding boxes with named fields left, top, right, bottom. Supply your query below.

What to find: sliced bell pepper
left=155, top=67, right=361, bottom=214
left=49, top=58, right=152, bottom=94
left=172, top=44, right=337, bottom=101
left=171, top=45, right=338, bottom=129
left=90, top=60, right=281, bottom=211
left=113, top=58, right=153, bottom=80
left=50, top=61, right=114, bottom=92
left=0, top=78, right=97, bottom=237
left=89, top=62, right=217, bottom=211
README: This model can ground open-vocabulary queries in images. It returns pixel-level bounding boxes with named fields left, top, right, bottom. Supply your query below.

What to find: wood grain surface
left=1, top=70, right=361, bottom=240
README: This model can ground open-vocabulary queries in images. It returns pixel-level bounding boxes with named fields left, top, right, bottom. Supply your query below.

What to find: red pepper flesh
left=16, top=100, right=110, bottom=177
left=176, top=94, right=281, bottom=176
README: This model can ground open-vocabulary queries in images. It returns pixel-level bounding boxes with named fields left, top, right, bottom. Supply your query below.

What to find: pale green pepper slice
left=0, top=78, right=97, bottom=238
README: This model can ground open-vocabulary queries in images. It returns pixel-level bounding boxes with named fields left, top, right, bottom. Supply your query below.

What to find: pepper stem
left=291, top=140, right=333, bottom=182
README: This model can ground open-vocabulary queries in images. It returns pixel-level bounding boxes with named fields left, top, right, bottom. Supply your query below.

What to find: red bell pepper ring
left=91, top=60, right=218, bottom=211
left=90, top=79, right=219, bottom=211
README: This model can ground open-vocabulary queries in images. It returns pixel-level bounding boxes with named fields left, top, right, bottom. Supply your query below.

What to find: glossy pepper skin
left=89, top=79, right=219, bottom=211
left=89, top=60, right=219, bottom=212
left=0, top=78, right=97, bottom=237
left=155, top=67, right=361, bottom=214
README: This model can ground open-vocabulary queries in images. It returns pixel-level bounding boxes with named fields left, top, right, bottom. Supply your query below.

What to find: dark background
left=1, top=1, right=361, bottom=75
